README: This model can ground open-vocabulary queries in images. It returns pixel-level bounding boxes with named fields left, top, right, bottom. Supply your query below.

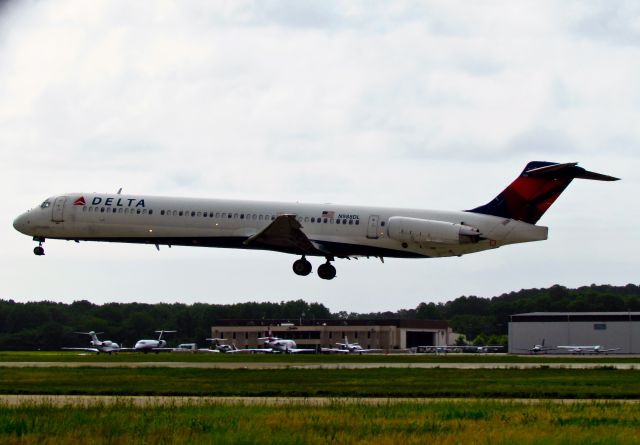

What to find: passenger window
left=173, top=210, right=177, bottom=216
left=161, top=210, right=165, bottom=215
left=112, top=208, right=117, bottom=213
left=349, top=220, right=353, bottom=225
left=311, top=217, right=315, bottom=223
left=252, top=214, right=257, bottom=220
left=380, top=221, right=386, bottom=227
left=137, top=209, right=141, bottom=214
left=324, top=218, right=328, bottom=223
left=342, top=219, right=347, bottom=224
left=304, top=217, right=309, bottom=222
left=118, top=208, right=123, bottom=214
left=240, top=214, right=244, bottom=219
left=191, top=211, right=196, bottom=217
left=203, top=212, right=207, bottom=217
left=355, top=220, right=359, bottom=225
left=216, top=213, right=221, bottom=218
left=335, top=219, right=340, bottom=224
left=101, top=208, right=105, bottom=213
left=233, top=213, right=238, bottom=219
left=259, top=215, right=263, bottom=221
left=149, top=210, right=153, bottom=215
left=179, top=211, right=183, bottom=216
left=88, top=207, right=93, bottom=213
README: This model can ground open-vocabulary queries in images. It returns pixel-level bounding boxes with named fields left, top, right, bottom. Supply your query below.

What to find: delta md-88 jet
left=13, top=162, right=618, bottom=280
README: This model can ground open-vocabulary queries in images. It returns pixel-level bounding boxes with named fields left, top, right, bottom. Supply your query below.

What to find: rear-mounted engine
left=387, top=216, right=481, bottom=245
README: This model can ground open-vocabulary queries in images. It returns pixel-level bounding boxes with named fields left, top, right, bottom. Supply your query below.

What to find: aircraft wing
left=321, top=348, right=350, bottom=353
left=243, top=214, right=331, bottom=256
left=286, top=348, right=316, bottom=353
left=62, top=347, right=100, bottom=353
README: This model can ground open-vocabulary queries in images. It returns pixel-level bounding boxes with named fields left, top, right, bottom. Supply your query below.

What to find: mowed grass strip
left=1, top=400, right=639, bottom=445
left=1, top=367, right=639, bottom=398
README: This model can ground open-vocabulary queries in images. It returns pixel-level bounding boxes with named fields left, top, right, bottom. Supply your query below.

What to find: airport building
left=508, top=312, right=640, bottom=354
left=211, top=319, right=450, bottom=351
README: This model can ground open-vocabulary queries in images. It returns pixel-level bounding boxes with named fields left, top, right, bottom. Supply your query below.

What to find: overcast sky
left=1, top=1, right=638, bottom=313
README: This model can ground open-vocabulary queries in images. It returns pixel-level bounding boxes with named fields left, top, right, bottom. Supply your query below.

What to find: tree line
left=1, top=283, right=638, bottom=350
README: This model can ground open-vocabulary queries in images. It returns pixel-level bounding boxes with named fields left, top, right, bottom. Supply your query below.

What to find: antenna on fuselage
left=117, top=188, right=122, bottom=194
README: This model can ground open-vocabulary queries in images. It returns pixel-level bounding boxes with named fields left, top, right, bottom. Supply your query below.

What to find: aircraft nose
left=13, top=212, right=31, bottom=234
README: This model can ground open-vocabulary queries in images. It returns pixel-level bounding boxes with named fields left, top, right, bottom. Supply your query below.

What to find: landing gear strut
left=33, top=237, right=45, bottom=256
left=317, top=260, right=336, bottom=280
left=292, top=256, right=312, bottom=276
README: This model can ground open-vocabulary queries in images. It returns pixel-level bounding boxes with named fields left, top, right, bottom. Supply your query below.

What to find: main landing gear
left=292, top=256, right=336, bottom=280
left=33, top=237, right=45, bottom=256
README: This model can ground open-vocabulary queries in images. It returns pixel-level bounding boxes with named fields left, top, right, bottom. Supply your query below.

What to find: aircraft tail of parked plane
left=13, top=161, right=618, bottom=279
left=469, top=162, right=619, bottom=224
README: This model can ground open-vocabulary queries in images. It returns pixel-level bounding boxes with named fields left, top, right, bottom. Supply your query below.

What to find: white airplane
left=12, top=161, right=618, bottom=279
left=198, top=338, right=240, bottom=353
left=123, top=330, right=176, bottom=353
left=322, top=337, right=382, bottom=354
left=514, top=339, right=556, bottom=354
left=255, top=335, right=316, bottom=354
left=62, top=331, right=120, bottom=354
left=556, top=345, right=622, bottom=354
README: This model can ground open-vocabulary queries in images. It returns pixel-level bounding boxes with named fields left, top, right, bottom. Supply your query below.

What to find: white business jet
left=322, top=337, right=382, bottom=354
left=62, top=331, right=120, bottom=354
left=13, top=162, right=618, bottom=280
left=122, top=330, right=176, bottom=353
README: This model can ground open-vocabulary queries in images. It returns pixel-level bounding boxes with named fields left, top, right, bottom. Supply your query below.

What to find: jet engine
left=387, top=216, right=481, bottom=245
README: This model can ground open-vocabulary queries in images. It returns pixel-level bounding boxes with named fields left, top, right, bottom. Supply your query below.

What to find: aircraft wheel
left=292, top=257, right=312, bottom=276
left=33, top=246, right=45, bottom=256
left=317, top=263, right=336, bottom=280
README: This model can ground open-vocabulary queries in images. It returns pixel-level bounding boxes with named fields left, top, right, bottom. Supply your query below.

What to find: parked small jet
left=13, top=161, right=618, bottom=280
left=556, top=345, right=621, bottom=354
left=62, top=331, right=120, bottom=354
left=198, top=338, right=240, bottom=353
left=515, top=339, right=556, bottom=354
left=122, top=330, right=176, bottom=353
left=322, top=337, right=382, bottom=354
left=255, top=335, right=315, bottom=354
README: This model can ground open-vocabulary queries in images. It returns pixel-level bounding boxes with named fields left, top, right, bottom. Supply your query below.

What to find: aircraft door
left=52, top=196, right=67, bottom=222
left=366, top=215, right=380, bottom=239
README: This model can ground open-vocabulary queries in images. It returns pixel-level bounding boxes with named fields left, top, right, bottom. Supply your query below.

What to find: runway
left=1, top=361, right=638, bottom=369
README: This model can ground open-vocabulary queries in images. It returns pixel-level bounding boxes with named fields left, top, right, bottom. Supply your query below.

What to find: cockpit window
left=40, top=200, right=51, bottom=209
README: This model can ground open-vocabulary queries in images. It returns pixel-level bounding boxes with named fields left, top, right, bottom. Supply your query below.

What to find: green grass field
left=1, top=367, right=639, bottom=399
left=3, top=352, right=640, bottom=443
left=1, top=400, right=639, bottom=445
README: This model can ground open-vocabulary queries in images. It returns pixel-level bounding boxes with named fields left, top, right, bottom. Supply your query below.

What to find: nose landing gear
left=33, top=237, right=45, bottom=256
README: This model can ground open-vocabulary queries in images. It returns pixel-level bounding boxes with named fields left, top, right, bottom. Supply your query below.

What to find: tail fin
left=468, top=162, right=619, bottom=224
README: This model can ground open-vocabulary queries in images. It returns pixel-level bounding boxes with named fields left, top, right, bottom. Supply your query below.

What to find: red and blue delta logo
left=73, top=196, right=86, bottom=206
